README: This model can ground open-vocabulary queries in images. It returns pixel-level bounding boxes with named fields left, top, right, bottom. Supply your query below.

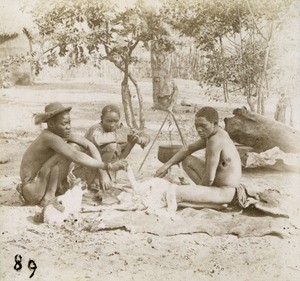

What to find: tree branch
left=245, top=0, right=268, bottom=41
left=129, top=39, right=140, bottom=55
left=43, top=44, right=60, bottom=54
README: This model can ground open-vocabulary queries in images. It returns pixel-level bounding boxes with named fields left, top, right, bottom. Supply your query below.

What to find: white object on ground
left=42, top=179, right=87, bottom=225
left=245, top=146, right=300, bottom=171
left=127, top=165, right=178, bottom=218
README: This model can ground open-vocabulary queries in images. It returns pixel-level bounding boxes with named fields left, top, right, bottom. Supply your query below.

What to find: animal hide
left=82, top=166, right=178, bottom=218
left=38, top=179, right=87, bottom=225
left=127, top=165, right=177, bottom=217
left=87, top=208, right=297, bottom=238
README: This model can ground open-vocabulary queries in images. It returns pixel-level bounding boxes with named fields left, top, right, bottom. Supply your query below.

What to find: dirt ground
left=0, top=78, right=300, bottom=281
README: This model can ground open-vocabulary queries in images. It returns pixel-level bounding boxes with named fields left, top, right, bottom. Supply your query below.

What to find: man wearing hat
left=19, top=102, right=127, bottom=207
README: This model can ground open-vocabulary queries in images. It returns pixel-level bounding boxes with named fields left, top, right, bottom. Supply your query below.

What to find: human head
left=194, top=106, right=219, bottom=138
left=47, top=111, right=71, bottom=139
left=195, top=106, right=219, bottom=125
left=101, top=104, right=121, bottom=132
left=33, top=102, right=72, bottom=138
left=34, top=102, right=72, bottom=124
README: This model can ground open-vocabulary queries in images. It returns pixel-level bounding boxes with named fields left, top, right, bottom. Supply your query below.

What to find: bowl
left=157, top=144, right=183, bottom=163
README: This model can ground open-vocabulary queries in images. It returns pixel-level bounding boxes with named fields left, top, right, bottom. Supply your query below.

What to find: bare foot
left=90, top=177, right=100, bottom=191
left=40, top=194, right=55, bottom=207
left=41, top=197, right=65, bottom=212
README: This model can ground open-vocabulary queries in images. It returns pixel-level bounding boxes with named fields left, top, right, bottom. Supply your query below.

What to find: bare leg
left=176, top=184, right=236, bottom=206
left=99, top=143, right=119, bottom=184
left=182, top=155, right=206, bottom=185
left=73, top=143, right=119, bottom=189
left=100, top=143, right=119, bottom=163
left=71, top=143, right=98, bottom=186
left=40, top=165, right=59, bottom=205
left=22, top=154, right=72, bottom=206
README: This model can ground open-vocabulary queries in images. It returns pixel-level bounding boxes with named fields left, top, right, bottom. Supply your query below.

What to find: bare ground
left=0, top=78, right=300, bottom=281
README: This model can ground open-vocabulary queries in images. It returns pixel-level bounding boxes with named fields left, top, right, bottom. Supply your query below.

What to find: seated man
left=155, top=106, right=242, bottom=208
left=82, top=104, right=150, bottom=190
left=19, top=102, right=127, bottom=207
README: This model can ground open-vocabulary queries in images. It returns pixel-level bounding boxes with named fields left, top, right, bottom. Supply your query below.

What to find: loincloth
left=229, top=184, right=259, bottom=209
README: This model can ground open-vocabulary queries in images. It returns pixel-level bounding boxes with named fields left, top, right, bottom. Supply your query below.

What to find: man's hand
left=109, top=159, right=128, bottom=171
left=137, top=133, right=150, bottom=149
left=128, top=130, right=150, bottom=149
left=127, top=130, right=140, bottom=144
left=155, top=165, right=169, bottom=178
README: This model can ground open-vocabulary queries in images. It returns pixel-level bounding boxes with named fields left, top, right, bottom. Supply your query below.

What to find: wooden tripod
left=138, top=110, right=187, bottom=172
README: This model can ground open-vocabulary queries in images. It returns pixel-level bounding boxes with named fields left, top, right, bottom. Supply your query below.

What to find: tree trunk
left=121, top=63, right=138, bottom=129
left=274, top=95, right=287, bottom=124
left=289, top=98, right=294, bottom=127
left=129, top=74, right=145, bottom=130
left=220, top=37, right=229, bottom=102
left=224, top=107, right=300, bottom=153
left=247, top=95, right=256, bottom=112
left=151, top=41, right=178, bottom=110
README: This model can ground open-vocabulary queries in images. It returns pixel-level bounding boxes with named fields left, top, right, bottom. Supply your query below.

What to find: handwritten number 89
left=14, top=255, right=37, bottom=278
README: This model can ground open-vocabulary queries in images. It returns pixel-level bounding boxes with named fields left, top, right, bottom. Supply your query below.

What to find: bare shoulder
left=188, top=138, right=206, bottom=152
left=67, top=133, right=92, bottom=149
left=41, top=129, right=61, bottom=142
left=67, top=133, right=85, bottom=142
left=208, top=128, right=222, bottom=143
left=212, top=128, right=232, bottom=143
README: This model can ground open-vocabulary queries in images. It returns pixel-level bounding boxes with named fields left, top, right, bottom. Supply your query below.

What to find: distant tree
left=149, top=13, right=178, bottom=110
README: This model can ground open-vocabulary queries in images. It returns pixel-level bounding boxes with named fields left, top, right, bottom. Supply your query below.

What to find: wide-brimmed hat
left=34, top=102, right=72, bottom=125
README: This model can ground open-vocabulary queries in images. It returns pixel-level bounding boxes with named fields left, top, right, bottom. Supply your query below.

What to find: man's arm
left=67, top=133, right=112, bottom=189
left=120, top=130, right=141, bottom=159
left=155, top=138, right=206, bottom=177
left=45, top=132, right=126, bottom=171
left=67, top=133, right=102, bottom=161
left=202, top=139, right=222, bottom=186
left=91, top=127, right=130, bottom=147
left=166, top=138, right=206, bottom=169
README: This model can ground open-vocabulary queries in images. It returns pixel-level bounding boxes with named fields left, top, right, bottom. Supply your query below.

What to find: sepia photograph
left=0, top=0, right=300, bottom=280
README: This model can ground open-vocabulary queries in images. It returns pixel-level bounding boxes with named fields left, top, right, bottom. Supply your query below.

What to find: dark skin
left=101, top=111, right=138, bottom=158
left=101, top=111, right=143, bottom=158
left=155, top=114, right=242, bottom=208
left=91, top=111, right=146, bottom=190
left=155, top=116, right=241, bottom=187
left=20, top=112, right=127, bottom=206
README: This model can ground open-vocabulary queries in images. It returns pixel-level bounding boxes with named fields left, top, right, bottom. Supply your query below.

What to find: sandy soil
left=0, top=78, right=300, bottom=281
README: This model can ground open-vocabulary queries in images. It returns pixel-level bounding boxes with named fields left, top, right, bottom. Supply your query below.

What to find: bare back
left=206, top=128, right=241, bottom=187
left=20, top=130, right=61, bottom=182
